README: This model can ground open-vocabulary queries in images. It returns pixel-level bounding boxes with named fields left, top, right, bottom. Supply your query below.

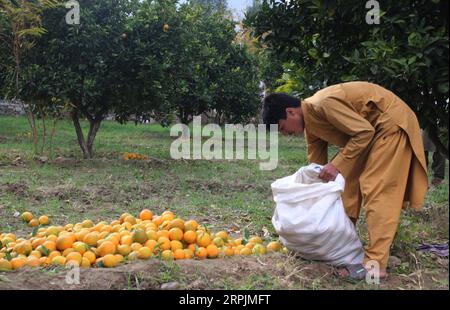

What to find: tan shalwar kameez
left=302, top=82, right=428, bottom=269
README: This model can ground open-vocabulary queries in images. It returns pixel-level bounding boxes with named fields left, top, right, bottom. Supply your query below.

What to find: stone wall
left=0, top=100, right=25, bottom=116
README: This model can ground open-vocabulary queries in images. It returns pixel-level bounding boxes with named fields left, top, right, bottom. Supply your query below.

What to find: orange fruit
left=51, top=256, right=66, bottom=266
left=130, top=243, right=143, bottom=252
left=184, top=231, right=197, bottom=244
left=117, top=244, right=131, bottom=256
left=66, top=252, right=83, bottom=264
left=249, top=236, right=263, bottom=244
left=47, top=251, right=61, bottom=261
left=161, top=250, right=174, bottom=261
left=11, top=257, right=27, bottom=270
left=139, top=209, right=153, bottom=221
left=21, top=212, right=33, bottom=222
left=187, top=243, right=196, bottom=253
left=0, top=259, right=12, bottom=271
left=152, top=216, right=163, bottom=227
left=184, top=220, right=199, bottom=232
left=62, top=248, right=76, bottom=257
left=83, top=232, right=99, bottom=247
left=28, top=219, right=39, bottom=227
left=213, top=237, right=225, bottom=247
left=195, top=247, right=208, bottom=260
left=206, top=244, right=219, bottom=258
left=132, top=229, right=148, bottom=244
left=146, top=230, right=158, bottom=241
left=83, top=251, right=96, bottom=264
left=156, top=230, right=170, bottom=239
left=56, top=235, right=74, bottom=251
left=120, top=213, right=131, bottom=223
left=72, top=242, right=89, bottom=255
left=115, top=254, right=124, bottom=263
left=30, top=250, right=41, bottom=258
left=144, top=240, right=157, bottom=252
left=173, top=249, right=185, bottom=260
left=183, top=249, right=194, bottom=259
left=245, top=242, right=256, bottom=250
left=14, top=241, right=32, bottom=256
left=170, top=240, right=183, bottom=251
left=196, top=232, right=211, bottom=248
left=31, top=237, right=45, bottom=249
left=215, top=231, right=229, bottom=240
left=38, top=215, right=50, bottom=225
left=240, top=248, right=252, bottom=256
left=81, top=257, right=91, bottom=268
left=267, top=241, right=282, bottom=252
left=168, top=228, right=183, bottom=241
left=169, top=219, right=185, bottom=230
left=98, top=241, right=116, bottom=257
left=157, top=237, right=171, bottom=251
left=252, top=244, right=267, bottom=255
left=128, top=251, right=140, bottom=261
left=102, top=254, right=117, bottom=268
left=223, top=247, right=235, bottom=257
left=124, top=215, right=137, bottom=225
left=234, top=238, right=243, bottom=246
left=138, top=247, right=153, bottom=259
left=40, top=240, right=56, bottom=254
left=26, top=256, right=41, bottom=268
left=81, top=219, right=94, bottom=228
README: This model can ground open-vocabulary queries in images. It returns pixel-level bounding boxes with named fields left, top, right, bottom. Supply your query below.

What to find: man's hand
left=319, top=163, right=339, bottom=182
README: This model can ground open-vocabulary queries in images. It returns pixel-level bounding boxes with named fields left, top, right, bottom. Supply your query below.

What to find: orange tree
left=245, top=0, right=449, bottom=157
left=19, top=0, right=140, bottom=159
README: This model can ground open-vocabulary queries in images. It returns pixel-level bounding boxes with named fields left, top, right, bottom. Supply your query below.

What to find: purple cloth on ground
left=417, top=243, right=449, bottom=257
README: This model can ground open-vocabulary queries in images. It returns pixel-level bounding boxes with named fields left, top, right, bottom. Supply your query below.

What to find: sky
left=228, top=0, right=253, bottom=14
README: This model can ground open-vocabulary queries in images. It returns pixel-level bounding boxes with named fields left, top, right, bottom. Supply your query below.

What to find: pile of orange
left=0, top=209, right=286, bottom=271
left=122, top=152, right=149, bottom=161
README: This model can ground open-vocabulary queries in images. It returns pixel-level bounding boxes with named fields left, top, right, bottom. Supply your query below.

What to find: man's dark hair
left=262, top=93, right=301, bottom=128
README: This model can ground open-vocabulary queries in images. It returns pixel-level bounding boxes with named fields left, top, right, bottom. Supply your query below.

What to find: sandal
left=333, top=264, right=367, bottom=283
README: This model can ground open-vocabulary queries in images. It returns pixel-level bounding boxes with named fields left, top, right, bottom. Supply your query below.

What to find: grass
left=0, top=115, right=448, bottom=290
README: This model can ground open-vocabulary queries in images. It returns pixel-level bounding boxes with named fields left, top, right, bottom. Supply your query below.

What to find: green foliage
left=245, top=0, right=449, bottom=156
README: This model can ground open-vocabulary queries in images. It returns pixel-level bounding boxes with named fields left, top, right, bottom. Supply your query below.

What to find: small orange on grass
left=174, top=249, right=185, bottom=260
left=0, top=259, right=12, bottom=271
left=184, top=231, right=197, bottom=244
left=196, top=233, right=211, bottom=248
left=138, top=247, right=153, bottom=259
left=206, top=244, right=219, bottom=258
left=56, top=235, right=74, bottom=251
left=98, top=241, right=116, bottom=257
left=183, top=249, right=194, bottom=259
left=102, top=254, right=117, bottom=268
left=195, top=247, right=207, bottom=260
left=168, top=228, right=183, bottom=241
left=28, top=219, right=39, bottom=227
left=38, top=215, right=49, bottom=225
left=139, top=209, right=153, bottom=221
left=21, top=212, right=33, bottom=222
left=161, top=250, right=174, bottom=261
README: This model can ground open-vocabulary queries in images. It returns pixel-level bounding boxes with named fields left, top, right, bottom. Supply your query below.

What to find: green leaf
left=32, top=226, right=39, bottom=237
left=438, top=83, right=449, bottom=94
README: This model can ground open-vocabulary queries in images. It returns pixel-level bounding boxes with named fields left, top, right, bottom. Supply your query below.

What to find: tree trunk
left=427, top=123, right=449, bottom=159
left=86, top=119, right=102, bottom=157
left=71, top=109, right=91, bottom=159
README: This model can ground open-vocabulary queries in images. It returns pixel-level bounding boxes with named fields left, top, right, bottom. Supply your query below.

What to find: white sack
left=271, top=164, right=364, bottom=266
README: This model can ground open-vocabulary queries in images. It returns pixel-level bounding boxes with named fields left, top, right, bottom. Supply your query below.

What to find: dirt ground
left=0, top=254, right=447, bottom=290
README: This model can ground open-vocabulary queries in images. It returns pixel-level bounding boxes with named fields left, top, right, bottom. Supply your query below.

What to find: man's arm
left=305, top=130, right=328, bottom=165
left=319, top=97, right=375, bottom=178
